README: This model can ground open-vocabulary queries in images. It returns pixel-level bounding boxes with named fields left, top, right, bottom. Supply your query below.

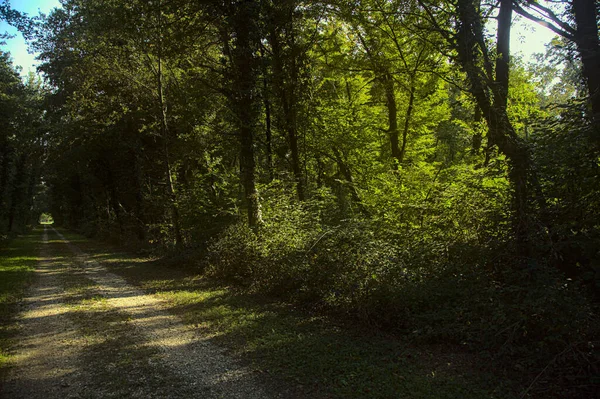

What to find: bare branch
left=526, top=1, right=575, bottom=35
left=512, top=1, right=575, bottom=41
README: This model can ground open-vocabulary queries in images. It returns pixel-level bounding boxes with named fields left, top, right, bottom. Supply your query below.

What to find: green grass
left=0, top=229, right=40, bottom=373
left=58, top=227, right=519, bottom=399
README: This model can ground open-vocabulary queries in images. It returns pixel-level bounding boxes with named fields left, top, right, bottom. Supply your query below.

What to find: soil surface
left=1, top=226, right=283, bottom=399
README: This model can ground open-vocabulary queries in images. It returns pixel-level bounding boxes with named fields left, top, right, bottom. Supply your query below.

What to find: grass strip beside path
left=0, top=229, right=40, bottom=374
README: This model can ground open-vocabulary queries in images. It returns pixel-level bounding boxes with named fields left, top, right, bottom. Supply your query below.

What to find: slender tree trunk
left=0, top=143, right=12, bottom=222
left=316, top=156, right=325, bottom=188
left=24, top=162, right=38, bottom=227
left=332, top=148, right=368, bottom=216
left=263, top=75, right=274, bottom=181
left=288, top=117, right=304, bottom=200
left=157, top=0, right=182, bottom=246
left=355, top=32, right=403, bottom=169
left=399, top=85, right=416, bottom=164
left=473, top=106, right=483, bottom=153
left=240, top=121, right=262, bottom=228
left=7, top=154, right=26, bottom=232
left=269, top=26, right=305, bottom=200
left=494, top=0, right=511, bottom=110
left=383, top=75, right=402, bottom=168
left=455, top=0, right=530, bottom=253
left=133, top=148, right=146, bottom=240
left=572, top=0, right=600, bottom=134
left=231, top=0, right=263, bottom=228
left=158, top=65, right=183, bottom=245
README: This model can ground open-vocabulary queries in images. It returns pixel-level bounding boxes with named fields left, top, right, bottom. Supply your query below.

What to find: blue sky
left=0, top=0, right=61, bottom=75
left=1, top=0, right=556, bottom=78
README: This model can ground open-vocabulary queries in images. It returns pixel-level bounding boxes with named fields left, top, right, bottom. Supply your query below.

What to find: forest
left=0, top=0, right=599, bottom=397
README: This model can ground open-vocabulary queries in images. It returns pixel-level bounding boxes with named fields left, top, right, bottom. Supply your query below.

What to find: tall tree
left=419, top=0, right=532, bottom=251
left=265, top=0, right=307, bottom=200
left=0, top=54, right=46, bottom=233
left=220, top=0, right=264, bottom=227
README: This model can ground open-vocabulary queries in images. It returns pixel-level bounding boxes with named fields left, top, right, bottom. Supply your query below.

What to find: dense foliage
left=3, top=0, right=599, bottom=397
left=0, top=53, right=45, bottom=236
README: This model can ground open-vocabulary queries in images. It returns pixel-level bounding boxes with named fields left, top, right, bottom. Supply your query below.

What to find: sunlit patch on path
left=1, top=226, right=276, bottom=399
left=1, top=227, right=89, bottom=399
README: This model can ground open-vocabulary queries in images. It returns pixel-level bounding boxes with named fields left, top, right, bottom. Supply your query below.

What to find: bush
left=206, top=182, right=322, bottom=292
left=204, top=178, right=598, bottom=398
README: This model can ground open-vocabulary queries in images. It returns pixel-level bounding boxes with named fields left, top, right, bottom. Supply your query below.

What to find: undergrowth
left=204, top=191, right=599, bottom=398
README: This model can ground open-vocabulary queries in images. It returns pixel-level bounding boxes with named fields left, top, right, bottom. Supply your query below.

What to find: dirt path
left=1, top=226, right=276, bottom=399
left=0, top=227, right=89, bottom=399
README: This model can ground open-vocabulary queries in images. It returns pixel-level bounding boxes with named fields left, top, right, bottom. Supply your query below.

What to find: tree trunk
left=494, top=0, right=530, bottom=253
left=332, top=148, right=368, bottom=216
left=473, top=106, right=483, bottom=153
left=494, top=0, right=512, bottom=110
left=383, top=74, right=402, bottom=168
left=399, top=85, right=416, bottom=164
left=0, top=142, right=12, bottom=223
left=455, top=0, right=530, bottom=253
left=231, top=0, right=263, bottom=228
left=7, top=154, right=26, bottom=232
left=572, top=0, right=600, bottom=135
left=263, top=75, right=274, bottom=181
left=133, top=148, right=147, bottom=240
left=269, top=24, right=305, bottom=200
left=24, top=162, right=38, bottom=227
left=157, top=0, right=182, bottom=246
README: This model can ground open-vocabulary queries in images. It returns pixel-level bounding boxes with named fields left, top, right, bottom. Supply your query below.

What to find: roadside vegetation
left=0, top=231, right=38, bottom=375
left=63, top=228, right=516, bottom=399
left=59, top=227, right=591, bottom=399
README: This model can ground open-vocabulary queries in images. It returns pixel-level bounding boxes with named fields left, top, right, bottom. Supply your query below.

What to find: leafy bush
left=203, top=168, right=598, bottom=398
left=206, top=181, right=322, bottom=292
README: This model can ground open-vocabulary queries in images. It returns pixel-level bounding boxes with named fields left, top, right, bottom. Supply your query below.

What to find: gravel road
left=1, top=226, right=280, bottom=399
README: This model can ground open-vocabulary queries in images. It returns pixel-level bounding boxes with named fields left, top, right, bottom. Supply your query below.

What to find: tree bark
left=157, top=0, right=183, bottom=246
left=332, top=148, right=368, bottom=216
left=399, top=85, right=416, bottom=164
left=571, top=0, right=600, bottom=134
left=7, top=154, right=26, bottom=232
left=0, top=142, right=11, bottom=223
left=230, top=0, right=263, bottom=228
left=158, top=50, right=183, bottom=247
left=383, top=74, right=402, bottom=167
left=355, top=31, right=405, bottom=169
left=455, top=0, right=530, bottom=253
left=494, top=0, right=512, bottom=110
left=133, top=148, right=146, bottom=240
left=263, top=74, right=274, bottom=181
left=269, top=18, right=305, bottom=200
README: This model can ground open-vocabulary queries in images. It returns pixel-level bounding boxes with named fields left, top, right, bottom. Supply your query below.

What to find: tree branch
left=512, top=1, right=575, bottom=41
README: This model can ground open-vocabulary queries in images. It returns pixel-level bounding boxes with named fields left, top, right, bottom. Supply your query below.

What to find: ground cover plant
left=0, top=231, right=39, bottom=375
